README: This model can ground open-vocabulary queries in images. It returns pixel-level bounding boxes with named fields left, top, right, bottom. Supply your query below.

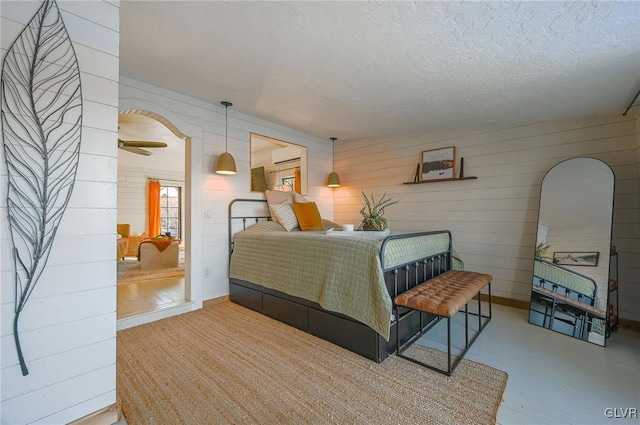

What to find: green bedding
left=534, top=259, right=596, bottom=298
left=229, top=221, right=454, bottom=340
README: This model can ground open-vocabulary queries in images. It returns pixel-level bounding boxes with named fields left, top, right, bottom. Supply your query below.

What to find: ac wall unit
left=272, top=146, right=301, bottom=165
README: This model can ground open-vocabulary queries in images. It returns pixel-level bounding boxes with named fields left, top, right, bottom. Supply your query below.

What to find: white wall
left=334, top=114, right=640, bottom=322
left=119, top=76, right=335, bottom=302
left=632, top=111, right=640, bottom=318
left=0, top=1, right=119, bottom=423
left=117, top=164, right=185, bottom=237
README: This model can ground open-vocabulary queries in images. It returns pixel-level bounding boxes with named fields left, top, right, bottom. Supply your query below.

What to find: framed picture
left=422, top=146, right=455, bottom=181
left=552, top=251, right=599, bottom=267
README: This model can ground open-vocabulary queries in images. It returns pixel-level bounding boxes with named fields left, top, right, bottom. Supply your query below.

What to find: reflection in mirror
left=250, top=133, right=308, bottom=195
left=529, top=158, right=615, bottom=346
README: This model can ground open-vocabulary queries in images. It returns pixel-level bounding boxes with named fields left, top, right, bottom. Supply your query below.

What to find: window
left=281, top=176, right=295, bottom=191
left=160, top=185, right=181, bottom=238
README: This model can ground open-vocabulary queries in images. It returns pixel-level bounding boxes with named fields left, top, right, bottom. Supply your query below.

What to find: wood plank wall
left=117, top=166, right=186, bottom=237
left=119, top=76, right=336, bottom=302
left=333, top=114, right=640, bottom=322
left=0, top=1, right=119, bottom=423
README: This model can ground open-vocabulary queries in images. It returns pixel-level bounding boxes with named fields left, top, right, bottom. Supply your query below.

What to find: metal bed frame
left=227, top=198, right=453, bottom=363
left=529, top=258, right=604, bottom=339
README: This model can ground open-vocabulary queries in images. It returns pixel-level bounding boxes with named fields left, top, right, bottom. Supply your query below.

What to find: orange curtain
left=294, top=168, right=301, bottom=194
left=148, top=180, right=161, bottom=237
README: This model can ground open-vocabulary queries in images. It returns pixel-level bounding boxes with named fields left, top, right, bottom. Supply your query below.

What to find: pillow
left=243, top=221, right=287, bottom=233
left=265, top=190, right=307, bottom=224
left=292, top=201, right=323, bottom=231
left=270, top=203, right=299, bottom=231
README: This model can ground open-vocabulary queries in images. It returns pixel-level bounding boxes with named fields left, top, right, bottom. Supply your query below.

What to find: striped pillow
left=265, top=190, right=307, bottom=224
left=270, top=203, right=299, bottom=231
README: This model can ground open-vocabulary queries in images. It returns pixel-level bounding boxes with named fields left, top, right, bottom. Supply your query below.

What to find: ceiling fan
left=118, top=139, right=168, bottom=156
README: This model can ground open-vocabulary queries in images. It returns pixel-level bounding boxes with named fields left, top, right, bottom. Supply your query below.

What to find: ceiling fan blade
left=119, top=145, right=152, bottom=156
left=118, top=139, right=168, bottom=148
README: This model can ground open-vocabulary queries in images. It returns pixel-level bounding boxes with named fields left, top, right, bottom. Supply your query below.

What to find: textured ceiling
left=119, top=1, right=640, bottom=142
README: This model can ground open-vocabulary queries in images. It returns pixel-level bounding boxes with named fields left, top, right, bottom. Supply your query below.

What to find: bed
left=228, top=198, right=462, bottom=363
left=530, top=257, right=606, bottom=337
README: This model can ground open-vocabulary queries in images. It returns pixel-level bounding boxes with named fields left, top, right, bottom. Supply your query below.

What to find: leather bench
left=394, top=270, right=492, bottom=375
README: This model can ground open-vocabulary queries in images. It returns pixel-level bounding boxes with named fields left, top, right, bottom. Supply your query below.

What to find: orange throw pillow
left=292, top=201, right=323, bottom=231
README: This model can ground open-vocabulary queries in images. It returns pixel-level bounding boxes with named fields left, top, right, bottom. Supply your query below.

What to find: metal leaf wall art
left=1, top=0, right=82, bottom=376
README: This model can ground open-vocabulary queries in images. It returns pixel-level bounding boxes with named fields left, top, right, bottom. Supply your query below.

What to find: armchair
left=116, top=224, right=131, bottom=260
left=117, top=223, right=131, bottom=238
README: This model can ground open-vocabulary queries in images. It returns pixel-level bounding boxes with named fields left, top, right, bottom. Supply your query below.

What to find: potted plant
left=359, top=192, right=399, bottom=231
left=535, top=240, right=552, bottom=259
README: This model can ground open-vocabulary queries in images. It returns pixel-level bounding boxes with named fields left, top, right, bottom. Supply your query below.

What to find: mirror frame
left=250, top=133, right=308, bottom=195
left=528, top=157, right=615, bottom=346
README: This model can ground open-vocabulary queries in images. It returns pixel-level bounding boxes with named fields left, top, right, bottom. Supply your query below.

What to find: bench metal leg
left=488, top=282, right=492, bottom=318
left=478, top=291, right=482, bottom=330
left=396, top=282, right=492, bottom=376
left=464, top=303, right=469, bottom=347
left=447, top=318, right=452, bottom=374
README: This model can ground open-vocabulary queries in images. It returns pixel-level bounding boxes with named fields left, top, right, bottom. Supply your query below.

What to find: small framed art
left=552, top=251, right=599, bottom=267
left=421, top=146, right=456, bottom=181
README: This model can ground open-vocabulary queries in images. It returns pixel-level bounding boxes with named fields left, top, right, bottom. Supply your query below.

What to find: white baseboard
left=116, top=301, right=194, bottom=331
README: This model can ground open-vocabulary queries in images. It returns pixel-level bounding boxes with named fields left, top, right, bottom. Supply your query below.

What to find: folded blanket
left=137, top=238, right=178, bottom=259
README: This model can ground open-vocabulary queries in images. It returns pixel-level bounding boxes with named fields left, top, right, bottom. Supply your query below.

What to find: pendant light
left=216, top=101, right=237, bottom=175
left=327, top=137, right=341, bottom=188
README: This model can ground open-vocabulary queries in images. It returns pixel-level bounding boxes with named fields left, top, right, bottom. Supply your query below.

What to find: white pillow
left=270, top=203, right=299, bottom=231
left=265, top=189, right=307, bottom=224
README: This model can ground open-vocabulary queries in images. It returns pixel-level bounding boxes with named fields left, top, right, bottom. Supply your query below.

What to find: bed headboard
left=228, top=198, right=271, bottom=257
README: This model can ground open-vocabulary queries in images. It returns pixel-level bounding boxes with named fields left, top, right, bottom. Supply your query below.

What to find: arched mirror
left=528, top=157, right=615, bottom=346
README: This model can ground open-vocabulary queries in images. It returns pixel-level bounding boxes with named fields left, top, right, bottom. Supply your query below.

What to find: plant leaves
left=1, top=0, right=82, bottom=376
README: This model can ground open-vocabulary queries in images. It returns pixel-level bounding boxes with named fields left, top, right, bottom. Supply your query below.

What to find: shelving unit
left=405, top=156, right=478, bottom=185
left=606, top=246, right=619, bottom=338
left=403, top=176, right=477, bottom=185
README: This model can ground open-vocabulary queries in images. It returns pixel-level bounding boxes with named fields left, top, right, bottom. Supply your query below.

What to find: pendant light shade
left=216, top=101, right=237, bottom=175
left=327, top=171, right=341, bottom=187
left=327, top=137, right=341, bottom=188
left=216, top=152, right=236, bottom=175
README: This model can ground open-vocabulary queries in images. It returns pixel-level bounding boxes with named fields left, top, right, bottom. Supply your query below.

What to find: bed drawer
left=263, top=294, right=309, bottom=332
left=309, top=308, right=380, bottom=361
left=230, top=281, right=263, bottom=313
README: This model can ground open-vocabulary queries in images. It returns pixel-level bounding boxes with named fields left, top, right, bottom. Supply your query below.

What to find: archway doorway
left=115, top=110, right=191, bottom=320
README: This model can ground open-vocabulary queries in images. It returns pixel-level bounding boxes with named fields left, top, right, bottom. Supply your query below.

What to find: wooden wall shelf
left=403, top=176, right=478, bottom=185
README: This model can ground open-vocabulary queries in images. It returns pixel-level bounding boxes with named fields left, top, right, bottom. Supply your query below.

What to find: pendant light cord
left=221, top=101, right=232, bottom=153
left=330, top=137, right=337, bottom=172
left=225, top=106, right=228, bottom=152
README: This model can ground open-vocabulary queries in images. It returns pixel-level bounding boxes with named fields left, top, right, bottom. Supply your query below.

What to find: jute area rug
left=117, top=259, right=184, bottom=285
left=117, top=302, right=507, bottom=425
